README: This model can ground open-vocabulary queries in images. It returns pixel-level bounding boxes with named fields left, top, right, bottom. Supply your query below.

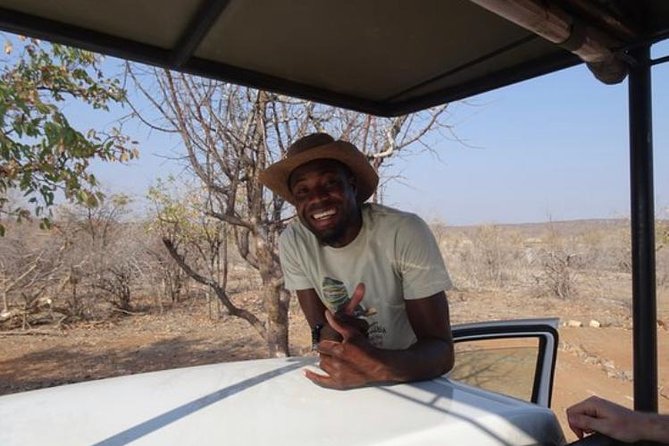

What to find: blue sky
left=383, top=43, right=669, bottom=225
left=82, top=43, right=669, bottom=226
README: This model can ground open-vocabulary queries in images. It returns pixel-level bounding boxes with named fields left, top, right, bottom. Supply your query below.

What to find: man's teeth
left=313, top=209, right=336, bottom=220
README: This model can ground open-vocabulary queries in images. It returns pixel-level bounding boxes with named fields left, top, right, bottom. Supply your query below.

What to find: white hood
left=0, top=357, right=565, bottom=446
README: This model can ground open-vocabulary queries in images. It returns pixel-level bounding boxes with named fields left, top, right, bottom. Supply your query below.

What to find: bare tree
left=130, top=65, right=451, bottom=356
left=144, top=236, right=192, bottom=308
left=326, top=107, right=451, bottom=202
left=147, top=179, right=229, bottom=316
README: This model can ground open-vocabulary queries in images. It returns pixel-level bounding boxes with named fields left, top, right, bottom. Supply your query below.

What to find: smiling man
left=259, top=133, right=454, bottom=389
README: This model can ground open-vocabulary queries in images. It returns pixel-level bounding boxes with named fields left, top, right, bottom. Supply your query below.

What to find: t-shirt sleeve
left=396, top=215, right=453, bottom=300
left=279, top=228, right=313, bottom=291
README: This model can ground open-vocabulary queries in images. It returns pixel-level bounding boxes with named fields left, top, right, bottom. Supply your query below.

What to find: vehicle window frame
left=451, top=320, right=559, bottom=407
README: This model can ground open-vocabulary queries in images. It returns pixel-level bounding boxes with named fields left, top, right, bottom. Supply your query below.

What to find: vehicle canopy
left=0, top=0, right=666, bottom=414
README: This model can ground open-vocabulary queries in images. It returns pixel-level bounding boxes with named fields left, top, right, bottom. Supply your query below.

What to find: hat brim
left=258, top=141, right=379, bottom=205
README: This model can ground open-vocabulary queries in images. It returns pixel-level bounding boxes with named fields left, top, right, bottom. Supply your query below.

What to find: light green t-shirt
left=279, top=203, right=452, bottom=349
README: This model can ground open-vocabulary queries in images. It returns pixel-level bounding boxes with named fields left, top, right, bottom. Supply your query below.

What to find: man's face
left=288, top=159, right=360, bottom=247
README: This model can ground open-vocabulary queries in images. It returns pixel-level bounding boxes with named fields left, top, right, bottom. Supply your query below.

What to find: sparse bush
left=1, top=213, right=656, bottom=331
left=531, top=224, right=582, bottom=299
left=538, top=249, right=580, bottom=299
left=0, top=222, right=64, bottom=327
left=436, top=224, right=529, bottom=291
left=55, top=196, right=152, bottom=318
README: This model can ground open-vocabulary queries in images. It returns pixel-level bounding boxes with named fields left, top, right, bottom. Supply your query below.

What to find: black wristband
left=311, top=323, right=324, bottom=350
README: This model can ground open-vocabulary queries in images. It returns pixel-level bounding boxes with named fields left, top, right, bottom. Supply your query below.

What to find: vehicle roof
left=0, top=357, right=565, bottom=446
left=1, top=0, right=668, bottom=116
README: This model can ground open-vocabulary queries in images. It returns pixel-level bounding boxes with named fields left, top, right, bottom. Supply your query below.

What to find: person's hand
left=566, top=396, right=646, bottom=442
left=333, top=283, right=369, bottom=337
left=312, top=283, right=369, bottom=343
left=304, top=283, right=389, bottom=389
left=304, top=310, right=389, bottom=389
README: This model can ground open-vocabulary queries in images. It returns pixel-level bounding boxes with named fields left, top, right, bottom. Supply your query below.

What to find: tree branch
left=161, top=238, right=266, bottom=337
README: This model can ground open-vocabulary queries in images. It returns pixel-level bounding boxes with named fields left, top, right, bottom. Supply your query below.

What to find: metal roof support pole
left=628, top=43, right=658, bottom=418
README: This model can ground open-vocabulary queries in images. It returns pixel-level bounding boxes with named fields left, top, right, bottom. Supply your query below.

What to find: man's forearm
left=372, top=338, right=454, bottom=383
left=296, top=289, right=326, bottom=327
left=296, top=289, right=341, bottom=341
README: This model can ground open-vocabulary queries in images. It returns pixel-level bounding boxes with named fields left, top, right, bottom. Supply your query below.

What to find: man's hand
left=303, top=287, right=454, bottom=390
left=566, top=396, right=647, bottom=442
left=309, top=283, right=368, bottom=343
left=304, top=283, right=389, bottom=389
left=304, top=309, right=390, bottom=389
left=333, top=283, right=369, bottom=337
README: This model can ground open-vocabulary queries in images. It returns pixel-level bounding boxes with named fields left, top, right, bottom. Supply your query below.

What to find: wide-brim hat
left=259, top=133, right=379, bottom=205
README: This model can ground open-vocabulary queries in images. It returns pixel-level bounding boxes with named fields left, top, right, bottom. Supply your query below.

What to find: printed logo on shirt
left=321, top=276, right=383, bottom=346
left=321, top=277, right=376, bottom=317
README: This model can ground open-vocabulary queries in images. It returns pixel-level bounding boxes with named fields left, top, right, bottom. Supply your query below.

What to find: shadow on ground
left=0, top=335, right=267, bottom=395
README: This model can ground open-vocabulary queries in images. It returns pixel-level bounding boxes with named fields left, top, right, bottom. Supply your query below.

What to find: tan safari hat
left=258, top=133, right=379, bottom=205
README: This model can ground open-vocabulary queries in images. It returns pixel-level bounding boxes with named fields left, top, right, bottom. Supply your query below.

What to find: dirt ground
left=1, top=289, right=668, bottom=443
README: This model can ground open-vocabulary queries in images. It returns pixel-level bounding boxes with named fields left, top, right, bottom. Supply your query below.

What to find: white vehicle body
left=0, top=320, right=565, bottom=446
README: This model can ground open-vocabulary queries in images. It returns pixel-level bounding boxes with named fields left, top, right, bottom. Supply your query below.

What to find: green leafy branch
left=0, top=36, right=138, bottom=235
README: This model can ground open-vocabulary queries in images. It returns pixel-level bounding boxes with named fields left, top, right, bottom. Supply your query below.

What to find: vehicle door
left=450, top=318, right=559, bottom=408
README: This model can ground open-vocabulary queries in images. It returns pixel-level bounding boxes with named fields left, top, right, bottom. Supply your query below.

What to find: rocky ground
left=1, top=288, right=668, bottom=443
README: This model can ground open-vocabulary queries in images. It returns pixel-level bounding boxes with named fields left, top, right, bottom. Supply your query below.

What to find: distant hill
left=488, top=218, right=630, bottom=235
left=437, top=218, right=654, bottom=238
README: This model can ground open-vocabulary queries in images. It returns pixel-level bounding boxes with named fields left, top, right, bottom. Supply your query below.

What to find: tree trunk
left=262, top=281, right=290, bottom=357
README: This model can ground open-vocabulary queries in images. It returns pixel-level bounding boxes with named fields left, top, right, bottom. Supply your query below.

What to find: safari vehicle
left=0, top=1, right=666, bottom=445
